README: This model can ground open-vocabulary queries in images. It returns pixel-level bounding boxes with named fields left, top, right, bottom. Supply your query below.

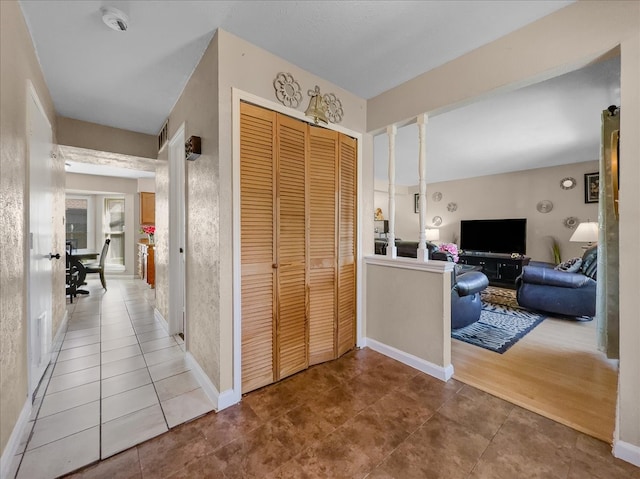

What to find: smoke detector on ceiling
left=101, top=7, right=129, bottom=32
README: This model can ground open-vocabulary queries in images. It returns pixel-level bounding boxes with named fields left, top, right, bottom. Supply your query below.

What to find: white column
left=417, top=113, right=429, bottom=262
left=386, top=124, right=397, bottom=258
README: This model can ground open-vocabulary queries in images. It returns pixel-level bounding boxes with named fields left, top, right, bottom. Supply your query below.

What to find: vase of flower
left=141, top=225, right=156, bottom=244
left=438, top=242, right=459, bottom=263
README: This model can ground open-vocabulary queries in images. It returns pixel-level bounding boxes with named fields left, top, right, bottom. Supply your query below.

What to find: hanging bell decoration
left=305, top=85, right=328, bottom=125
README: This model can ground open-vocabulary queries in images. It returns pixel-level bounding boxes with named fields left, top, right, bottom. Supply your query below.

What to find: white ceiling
left=374, top=55, right=621, bottom=185
left=20, top=0, right=613, bottom=185
left=19, top=0, right=573, bottom=135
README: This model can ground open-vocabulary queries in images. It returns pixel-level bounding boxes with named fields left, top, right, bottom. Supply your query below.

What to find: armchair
left=515, top=246, right=597, bottom=318
left=432, top=251, right=490, bottom=329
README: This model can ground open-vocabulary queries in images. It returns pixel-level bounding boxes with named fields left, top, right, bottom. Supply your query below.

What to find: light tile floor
left=11, top=277, right=215, bottom=479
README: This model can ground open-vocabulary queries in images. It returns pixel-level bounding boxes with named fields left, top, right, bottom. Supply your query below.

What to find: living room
left=372, top=55, right=617, bottom=265
left=370, top=55, right=619, bottom=442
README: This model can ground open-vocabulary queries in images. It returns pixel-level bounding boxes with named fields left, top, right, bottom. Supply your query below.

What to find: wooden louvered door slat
left=240, top=102, right=276, bottom=393
left=308, top=127, right=338, bottom=365
left=337, top=134, right=357, bottom=357
left=276, top=114, right=309, bottom=380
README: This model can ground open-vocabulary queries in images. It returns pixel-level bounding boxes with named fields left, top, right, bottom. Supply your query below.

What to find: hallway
left=11, top=278, right=215, bottom=479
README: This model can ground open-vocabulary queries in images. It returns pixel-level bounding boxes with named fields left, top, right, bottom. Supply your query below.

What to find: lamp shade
left=569, top=222, right=598, bottom=243
left=425, top=228, right=440, bottom=242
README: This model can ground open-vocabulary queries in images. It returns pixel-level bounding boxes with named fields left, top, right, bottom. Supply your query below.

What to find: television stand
left=458, top=252, right=530, bottom=289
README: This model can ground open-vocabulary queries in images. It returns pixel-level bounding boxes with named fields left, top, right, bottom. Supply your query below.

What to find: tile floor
left=10, top=277, right=215, bottom=479
left=63, top=349, right=639, bottom=479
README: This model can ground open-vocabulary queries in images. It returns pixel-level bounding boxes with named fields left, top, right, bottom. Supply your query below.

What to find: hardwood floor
left=452, top=313, right=619, bottom=443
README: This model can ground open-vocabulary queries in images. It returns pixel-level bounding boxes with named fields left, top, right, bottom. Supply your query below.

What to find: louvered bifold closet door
left=276, top=115, right=309, bottom=380
left=337, top=134, right=357, bottom=356
left=240, top=102, right=277, bottom=393
left=308, top=127, right=338, bottom=365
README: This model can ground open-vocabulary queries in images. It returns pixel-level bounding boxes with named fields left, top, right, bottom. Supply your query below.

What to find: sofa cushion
left=554, top=257, right=582, bottom=273
left=521, top=266, right=593, bottom=288
left=581, top=245, right=598, bottom=279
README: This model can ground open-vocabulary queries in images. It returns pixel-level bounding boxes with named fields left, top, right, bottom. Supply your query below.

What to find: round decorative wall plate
left=564, top=216, right=579, bottom=229
left=432, top=192, right=442, bottom=202
left=432, top=216, right=443, bottom=226
left=536, top=200, right=553, bottom=213
left=560, top=177, right=577, bottom=190
left=447, top=202, right=457, bottom=212
left=322, top=93, right=344, bottom=123
left=273, top=72, right=303, bottom=108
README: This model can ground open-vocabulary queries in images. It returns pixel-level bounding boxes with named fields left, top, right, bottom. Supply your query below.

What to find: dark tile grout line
left=122, top=292, right=172, bottom=435
left=14, top=297, right=93, bottom=478
left=14, top=281, right=159, bottom=478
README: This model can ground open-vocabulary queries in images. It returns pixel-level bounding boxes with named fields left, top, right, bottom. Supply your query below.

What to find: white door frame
left=26, top=80, right=54, bottom=397
left=231, top=89, right=364, bottom=404
left=168, top=123, right=186, bottom=337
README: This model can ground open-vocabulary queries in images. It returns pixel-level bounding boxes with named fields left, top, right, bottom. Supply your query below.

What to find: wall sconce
left=185, top=136, right=201, bottom=161
left=305, top=86, right=328, bottom=125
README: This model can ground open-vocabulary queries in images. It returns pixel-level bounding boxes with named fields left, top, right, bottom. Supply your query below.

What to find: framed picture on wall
left=414, top=193, right=419, bottom=213
left=584, top=172, right=599, bottom=203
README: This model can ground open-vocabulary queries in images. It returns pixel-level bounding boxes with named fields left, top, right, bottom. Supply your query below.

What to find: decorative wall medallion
left=273, top=72, right=303, bottom=108
left=560, top=177, right=577, bottom=190
left=563, top=216, right=579, bottom=229
left=432, top=216, right=443, bottom=226
left=432, top=191, right=442, bottom=202
left=447, top=202, right=457, bottom=212
left=322, top=93, right=344, bottom=123
left=536, top=200, right=553, bottom=213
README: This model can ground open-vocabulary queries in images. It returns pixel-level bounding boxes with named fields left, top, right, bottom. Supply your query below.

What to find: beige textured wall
left=368, top=0, right=640, bottom=452
left=57, top=117, right=157, bottom=159
left=378, top=161, right=599, bottom=262
left=154, top=151, right=169, bottom=322
left=366, top=264, right=451, bottom=366
left=0, top=0, right=57, bottom=455
left=217, top=29, right=369, bottom=392
left=617, top=31, right=640, bottom=450
left=165, top=35, right=220, bottom=387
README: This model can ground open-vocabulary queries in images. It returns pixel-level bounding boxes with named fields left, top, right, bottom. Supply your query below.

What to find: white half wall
left=365, top=256, right=453, bottom=373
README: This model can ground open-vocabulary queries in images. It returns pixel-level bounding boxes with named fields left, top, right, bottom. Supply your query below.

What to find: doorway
left=27, top=81, right=54, bottom=397
left=168, top=124, right=186, bottom=337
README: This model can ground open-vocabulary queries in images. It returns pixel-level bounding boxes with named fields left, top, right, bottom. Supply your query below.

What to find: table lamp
left=569, top=221, right=598, bottom=248
left=425, top=228, right=440, bottom=243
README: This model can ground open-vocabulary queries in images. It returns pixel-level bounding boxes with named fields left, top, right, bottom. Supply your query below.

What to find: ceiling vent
left=101, top=7, right=129, bottom=32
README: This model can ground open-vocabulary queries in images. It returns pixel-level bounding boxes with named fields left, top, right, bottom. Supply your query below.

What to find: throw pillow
left=555, top=257, right=582, bottom=273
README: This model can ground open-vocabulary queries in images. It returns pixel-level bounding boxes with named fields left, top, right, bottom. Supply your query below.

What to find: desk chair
left=65, top=242, right=79, bottom=302
left=85, top=239, right=110, bottom=290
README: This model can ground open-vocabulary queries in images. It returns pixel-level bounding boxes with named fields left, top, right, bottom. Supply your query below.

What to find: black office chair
left=85, top=239, right=110, bottom=290
left=65, top=242, right=79, bottom=302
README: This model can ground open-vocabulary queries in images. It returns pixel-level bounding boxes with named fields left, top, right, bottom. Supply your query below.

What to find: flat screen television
left=460, top=218, right=527, bottom=255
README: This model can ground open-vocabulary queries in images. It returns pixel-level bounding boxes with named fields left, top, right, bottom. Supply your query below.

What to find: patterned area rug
left=452, top=286, right=546, bottom=354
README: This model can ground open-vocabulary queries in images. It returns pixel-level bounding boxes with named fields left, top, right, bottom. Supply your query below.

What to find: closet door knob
left=272, top=264, right=278, bottom=269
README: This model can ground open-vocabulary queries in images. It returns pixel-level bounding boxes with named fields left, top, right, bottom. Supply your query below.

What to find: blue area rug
left=452, top=287, right=546, bottom=354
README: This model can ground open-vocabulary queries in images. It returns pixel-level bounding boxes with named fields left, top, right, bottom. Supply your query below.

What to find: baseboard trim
left=0, top=397, right=32, bottom=479
left=364, top=338, right=454, bottom=382
left=154, top=308, right=169, bottom=333
left=52, top=310, right=69, bottom=351
left=185, top=352, right=238, bottom=412
left=613, top=439, right=640, bottom=467
left=217, top=389, right=238, bottom=411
